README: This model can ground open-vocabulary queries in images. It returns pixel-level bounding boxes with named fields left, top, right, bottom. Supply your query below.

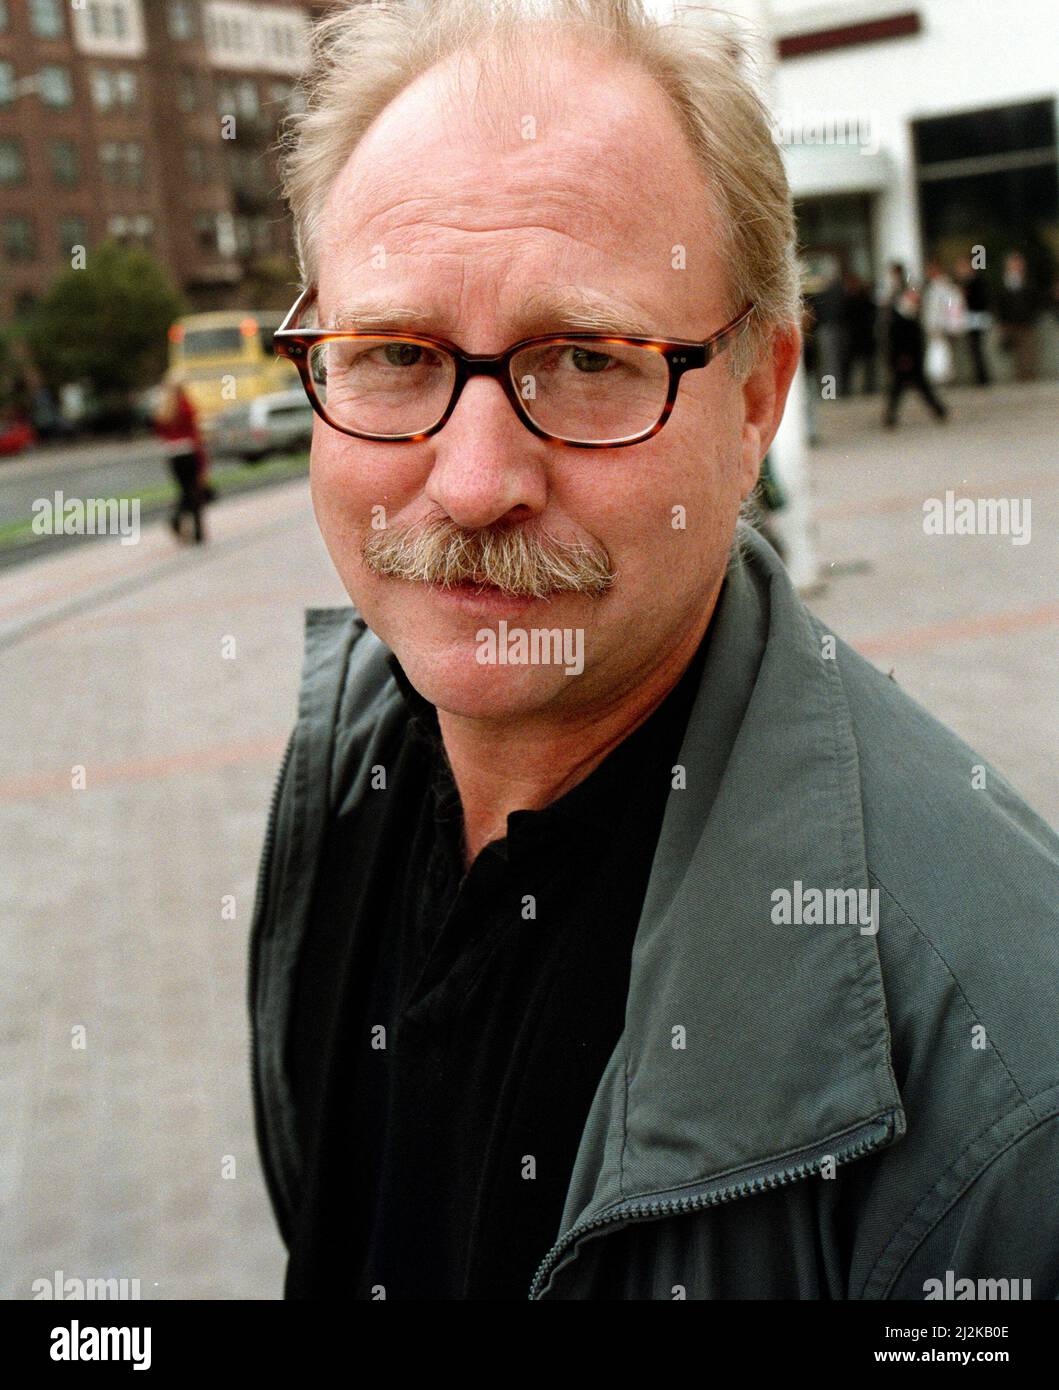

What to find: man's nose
left=423, top=374, right=549, bottom=529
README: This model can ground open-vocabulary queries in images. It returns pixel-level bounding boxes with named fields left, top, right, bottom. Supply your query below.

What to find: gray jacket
left=249, top=524, right=1059, bottom=1299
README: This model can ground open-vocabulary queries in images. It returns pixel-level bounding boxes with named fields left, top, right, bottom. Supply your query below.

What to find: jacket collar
left=552, top=527, right=904, bottom=1242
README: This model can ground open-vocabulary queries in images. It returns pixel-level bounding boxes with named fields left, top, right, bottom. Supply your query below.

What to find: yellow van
left=165, top=310, right=297, bottom=421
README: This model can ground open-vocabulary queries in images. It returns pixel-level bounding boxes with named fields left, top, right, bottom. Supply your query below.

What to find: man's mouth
left=421, top=574, right=554, bottom=609
left=436, top=575, right=506, bottom=593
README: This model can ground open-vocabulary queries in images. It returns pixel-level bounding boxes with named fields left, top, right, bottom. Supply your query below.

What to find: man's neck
left=436, top=579, right=723, bottom=869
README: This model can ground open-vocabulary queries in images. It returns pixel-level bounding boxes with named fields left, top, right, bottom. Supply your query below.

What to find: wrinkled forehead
left=315, top=40, right=730, bottom=328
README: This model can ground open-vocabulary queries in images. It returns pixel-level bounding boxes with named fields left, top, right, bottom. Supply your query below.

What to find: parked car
left=30, top=388, right=76, bottom=441
left=202, top=389, right=314, bottom=463
left=0, top=416, right=35, bottom=457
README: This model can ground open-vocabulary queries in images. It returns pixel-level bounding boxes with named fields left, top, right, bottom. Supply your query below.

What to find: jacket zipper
left=247, top=726, right=297, bottom=1227
left=528, top=1113, right=899, bottom=1299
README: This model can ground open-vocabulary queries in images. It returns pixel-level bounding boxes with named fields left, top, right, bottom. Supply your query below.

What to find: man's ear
left=737, top=324, right=801, bottom=497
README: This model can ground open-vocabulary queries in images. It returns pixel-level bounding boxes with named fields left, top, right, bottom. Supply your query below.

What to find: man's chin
left=394, top=640, right=583, bottom=721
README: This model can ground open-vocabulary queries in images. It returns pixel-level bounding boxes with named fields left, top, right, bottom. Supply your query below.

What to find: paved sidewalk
left=805, top=380, right=1057, bottom=825
left=0, top=479, right=347, bottom=1301
left=1, top=379, right=1055, bottom=1300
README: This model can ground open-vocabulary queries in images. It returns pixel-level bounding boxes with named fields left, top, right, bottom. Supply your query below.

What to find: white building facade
left=721, top=0, right=1059, bottom=376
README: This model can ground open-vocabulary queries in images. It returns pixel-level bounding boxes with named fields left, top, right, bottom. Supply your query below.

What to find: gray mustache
left=361, top=515, right=615, bottom=599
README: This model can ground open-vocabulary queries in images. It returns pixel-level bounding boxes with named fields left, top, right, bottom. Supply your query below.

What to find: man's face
left=310, top=46, right=776, bottom=721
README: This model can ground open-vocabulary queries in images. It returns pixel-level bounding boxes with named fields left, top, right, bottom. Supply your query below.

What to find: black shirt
left=284, top=619, right=714, bottom=1299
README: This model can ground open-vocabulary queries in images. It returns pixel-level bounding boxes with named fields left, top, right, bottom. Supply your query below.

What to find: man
left=882, top=285, right=949, bottom=428
left=152, top=378, right=210, bottom=544
left=997, top=250, right=1042, bottom=382
left=249, top=0, right=1059, bottom=1300
left=839, top=272, right=878, bottom=396
left=921, top=260, right=964, bottom=387
left=954, top=253, right=992, bottom=386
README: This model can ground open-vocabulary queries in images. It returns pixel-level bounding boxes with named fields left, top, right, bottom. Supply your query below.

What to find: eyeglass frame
left=273, top=283, right=755, bottom=449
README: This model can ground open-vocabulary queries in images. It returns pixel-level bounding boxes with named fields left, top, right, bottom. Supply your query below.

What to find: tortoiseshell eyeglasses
left=273, top=285, right=754, bottom=449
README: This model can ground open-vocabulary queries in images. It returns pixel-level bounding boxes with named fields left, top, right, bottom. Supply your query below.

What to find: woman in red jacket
left=153, top=379, right=211, bottom=543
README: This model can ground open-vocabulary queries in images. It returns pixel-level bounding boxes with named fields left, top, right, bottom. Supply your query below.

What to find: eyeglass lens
left=307, top=337, right=671, bottom=443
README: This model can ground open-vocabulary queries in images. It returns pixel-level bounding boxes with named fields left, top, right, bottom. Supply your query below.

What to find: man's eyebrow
left=329, top=301, right=434, bottom=332
left=517, top=286, right=658, bottom=337
left=326, top=287, right=659, bottom=338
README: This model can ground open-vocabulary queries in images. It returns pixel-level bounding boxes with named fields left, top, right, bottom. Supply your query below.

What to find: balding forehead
left=317, top=40, right=729, bottom=336
left=337, top=37, right=703, bottom=201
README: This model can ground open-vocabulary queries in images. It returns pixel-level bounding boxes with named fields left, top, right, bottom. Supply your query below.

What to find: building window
left=167, top=0, right=195, bottom=41
left=108, top=213, right=152, bottom=246
left=204, top=3, right=308, bottom=75
left=217, top=79, right=259, bottom=120
left=914, top=100, right=1059, bottom=280
left=236, top=80, right=258, bottom=118
left=3, top=216, right=36, bottom=262
left=261, top=20, right=299, bottom=62
left=50, top=140, right=80, bottom=187
left=0, top=138, right=25, bottom=185
left=0, top=61, right=15, bottom=107
left=100, top=141, right=145, bottom=186
left=29, top=0, right=64, bottom=40
left=59, top=216, right=88, bottom=256
left=38, top=66, right=73, bottom=109
left=115, top=70, right=137, bottom=106
left=234, top=214, right=272, bottom=256
left=89, top=67, right=138, bottom=113
left=87, top=1, right=131, bottom=41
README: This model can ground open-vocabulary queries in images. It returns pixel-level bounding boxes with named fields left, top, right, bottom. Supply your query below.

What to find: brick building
left=0, top=0, right=333, bottom=325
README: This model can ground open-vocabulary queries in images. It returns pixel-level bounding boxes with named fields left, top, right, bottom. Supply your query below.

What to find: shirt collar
left=384, top=619, right=716, bottom=847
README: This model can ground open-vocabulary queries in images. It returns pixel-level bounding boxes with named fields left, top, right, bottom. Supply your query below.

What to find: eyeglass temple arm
left=278, top=284, right=318, bottom=335
left=704, top=304, right=754, bottom=361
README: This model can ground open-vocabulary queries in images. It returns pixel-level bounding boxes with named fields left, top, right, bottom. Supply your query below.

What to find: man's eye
left=567, top=346, right=614, bottom=373
left=381, top=343, right=427, bottom=368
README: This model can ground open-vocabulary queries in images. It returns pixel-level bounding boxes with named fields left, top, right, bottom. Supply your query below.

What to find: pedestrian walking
left=997, top=251, right=1042, bottom=382
left=840, top=272, right=878, bottom=394
left=807, top=267, right=848, bottom=396
left=954, top=255, right=992, bottom=386
left=153, top=379, right=211, bottom=544
left=922, top=261, right=965, bottom=387
left=883, top=286, right=948, bottom=427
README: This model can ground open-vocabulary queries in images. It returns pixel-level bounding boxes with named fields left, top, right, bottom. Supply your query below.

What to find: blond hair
left=278, top=0, right=800, bottom=376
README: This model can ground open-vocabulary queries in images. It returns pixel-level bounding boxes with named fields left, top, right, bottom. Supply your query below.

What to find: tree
left=25, top=240, right=186, bottom=402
